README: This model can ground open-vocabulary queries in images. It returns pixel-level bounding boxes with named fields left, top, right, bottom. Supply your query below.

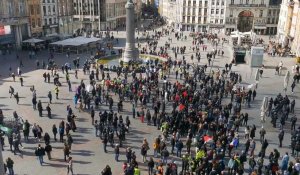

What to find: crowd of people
left=0, top=23, right=299, bottom=175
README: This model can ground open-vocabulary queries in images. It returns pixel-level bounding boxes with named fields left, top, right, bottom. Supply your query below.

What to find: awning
left=22, top=38, right=44, bottom=43
left=254, top=26, right=267, bottom=29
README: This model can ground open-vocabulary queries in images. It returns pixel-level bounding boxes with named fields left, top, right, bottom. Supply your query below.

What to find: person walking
left=291, top=81, right=296, bottom=93
left=45, top=143, right=52, bottom=160
left=35, top=144, right=45, bottom=165
left=63, top=143, right=70, bottom=161
left=14, top=92, right=19, bottom=104
left=9, top=86, right=14, bottom=98
left=148, top=157, right=155, bottom=175
left=6, top=157, right=14, bottom=175
left=259, top=126, right=266, bottom=143
left=67, top=157, right=74, bottom=175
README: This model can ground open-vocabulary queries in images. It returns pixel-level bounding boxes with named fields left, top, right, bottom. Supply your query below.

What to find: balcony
left=228, top=4, right=266, bottom=7
left=226, top=21, right=236, bottom=24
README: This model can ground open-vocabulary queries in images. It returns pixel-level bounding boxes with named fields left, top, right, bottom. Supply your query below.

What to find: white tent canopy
left=22, top=38, right=44, bottom=43
left=50, top=36, right=101, bottom=46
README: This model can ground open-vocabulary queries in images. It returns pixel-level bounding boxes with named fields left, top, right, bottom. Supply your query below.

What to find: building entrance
left=237, top=11, right=254, bottom=32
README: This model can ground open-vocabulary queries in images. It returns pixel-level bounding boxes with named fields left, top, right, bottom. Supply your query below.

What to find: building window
left=32, top=21, right=35, bottom=28
left=30, top=5, right=34, bottom=15
left=44, top=19, right=47, bottom=26
left=48, top=6, right=51, bottom=15
left=267, top=18, right=270, bottom=23
left=47, top=0, right=50, bottom=3
left=53, top=6, right=55, bottom=13
left=216, top=9, right=219, bottom=14
left=261, top=0, right=264, bottom=4
left=43, top=6, right=46, bottom=16
left=36, top=5, right=40, bottom=14
left=221, top=1, right=224, bottom=5
left=212, top=0, right=215, bottom=5
left=246, top=0, right=249, bottom=4
left=230, top=9, right=233, bottom=17
left=259, top=10, right=263, bottom=17
left=204, top=17, right=207, bottom=23
left=217, top=0, right=219, bottom=5
left=221, top=9, right=224, bottom=14
left=211, top=9, right=214, bottom=14
left=37, top=18, right=41, bottom=27
left=268, top=10, right=271, bottom=16
left=52, top=0, right=54, bottom=3
left=241, top=0, right=244, bottom=4
left=215, top=19, right=218, bottom=23
left=231, top=0, right=234, bottom=4
left=49, top=18, right=52, bottom=25
left=220, top=19, right=223, bottom=23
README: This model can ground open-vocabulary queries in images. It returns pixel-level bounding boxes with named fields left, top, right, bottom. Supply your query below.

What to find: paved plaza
left=0, top=28, right=299, bottom=175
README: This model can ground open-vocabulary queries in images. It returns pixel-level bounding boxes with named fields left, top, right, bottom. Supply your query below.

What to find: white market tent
left=49, top=36, right=103, bottom=53
left=22, top=38, right=44, bottom=44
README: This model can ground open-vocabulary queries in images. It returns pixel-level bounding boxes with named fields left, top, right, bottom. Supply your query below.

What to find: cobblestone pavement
left=0, top=28, right=299, bottom=175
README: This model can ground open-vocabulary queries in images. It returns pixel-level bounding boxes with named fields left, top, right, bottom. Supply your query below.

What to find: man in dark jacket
left=35, top=144, right=45, bottom=165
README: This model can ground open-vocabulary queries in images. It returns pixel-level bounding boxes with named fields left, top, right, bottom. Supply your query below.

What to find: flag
left=179, top=104, right=185, bottom=111
left=203, top=135, right=213, bottom=143
left=230, top=138, right=239, bottom=147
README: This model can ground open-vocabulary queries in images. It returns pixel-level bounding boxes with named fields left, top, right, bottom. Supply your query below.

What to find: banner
left=0, top=25, right=11, bottom=36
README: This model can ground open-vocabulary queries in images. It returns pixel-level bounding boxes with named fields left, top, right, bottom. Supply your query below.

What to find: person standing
left=46, top=103, right=51, bottom=118
left=6, top=157, right=14, bottom=175
left=259, top=126, right=266, bottom=143
left=278, top=129, right=284, bottom=147
left=23, top=120, right=30, bottom=142
left=90, top=106, right=95, bottom=125
left=32, top=96, right=37, bottom=110
left=19, top=76, right=23, bottom=86
left=52, top=124, right=58, bottom=141
left=37, top=100, right=43, bottom=117
left=67, top=157, right=73, bottom=175
left=54, top=86, right=59, bottom=99
left=48, top=91, right=52, bottom=104
left=114, top=144, right=120, bottom=162
left=59, top=121, right=65, bottom=142
left=35, top=144, right=45, bottom=165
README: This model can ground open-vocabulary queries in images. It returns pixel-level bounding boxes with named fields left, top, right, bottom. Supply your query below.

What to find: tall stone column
left=122, top=0, right=139, bottom=63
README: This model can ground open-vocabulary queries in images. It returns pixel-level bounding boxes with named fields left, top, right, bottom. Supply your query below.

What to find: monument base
left=122, top=47, right=140, bottom=63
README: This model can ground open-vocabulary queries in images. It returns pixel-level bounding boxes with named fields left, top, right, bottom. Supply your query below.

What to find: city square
left=0, top=24, right=299, bottom=174
left=0, top=0, right=300, bottom=175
